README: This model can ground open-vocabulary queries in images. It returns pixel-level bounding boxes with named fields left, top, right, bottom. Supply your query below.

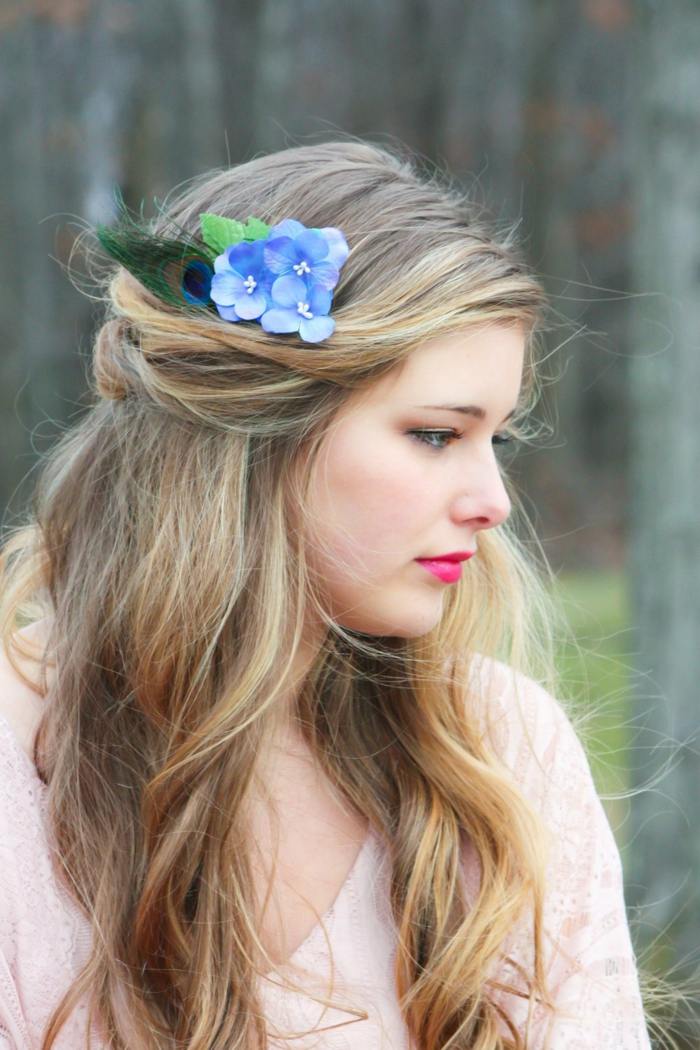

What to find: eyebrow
left=415, top=404, right=518, bottom=422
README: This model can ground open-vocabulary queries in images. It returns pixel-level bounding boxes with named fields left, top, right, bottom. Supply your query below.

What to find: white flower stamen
left=243, top=274, right=257, bottom=294
left=293, top=260, right=311, bottom=276
left=296, top=301, right=313, bottom=318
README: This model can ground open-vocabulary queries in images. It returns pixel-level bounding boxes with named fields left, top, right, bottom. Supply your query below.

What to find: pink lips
left=415, top=551, right=475, bottom=584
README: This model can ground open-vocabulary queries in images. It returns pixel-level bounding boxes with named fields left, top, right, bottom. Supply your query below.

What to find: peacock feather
left=95, top=188, right=217, bottom=310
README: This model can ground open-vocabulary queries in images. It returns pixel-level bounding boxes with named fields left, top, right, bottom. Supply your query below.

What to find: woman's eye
left=408, top=429, right=460, bottom=450
left=409, top=429, right=515, bottom=452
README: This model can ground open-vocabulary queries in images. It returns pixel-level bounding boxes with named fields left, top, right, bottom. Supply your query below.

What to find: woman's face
left=305, top=322, right=525, bottom=637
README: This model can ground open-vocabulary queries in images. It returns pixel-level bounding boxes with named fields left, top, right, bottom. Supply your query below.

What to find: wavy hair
left=1, top=138, right=574, bottom=1049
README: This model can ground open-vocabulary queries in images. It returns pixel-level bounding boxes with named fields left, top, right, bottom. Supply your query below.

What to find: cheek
left=308, top=432, right=430, bottom=565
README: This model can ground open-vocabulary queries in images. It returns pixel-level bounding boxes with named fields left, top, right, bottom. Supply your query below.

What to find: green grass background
left=551, top=570, right=634, bottom=844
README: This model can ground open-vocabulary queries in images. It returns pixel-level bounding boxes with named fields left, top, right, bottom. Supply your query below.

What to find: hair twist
left=93, top=315, right=141, bottom=402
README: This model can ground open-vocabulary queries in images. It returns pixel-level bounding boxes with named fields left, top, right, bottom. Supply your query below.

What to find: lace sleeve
left=0, top=970, right=30, bottom=1050
left=474, top=661, right=652, bottom=1049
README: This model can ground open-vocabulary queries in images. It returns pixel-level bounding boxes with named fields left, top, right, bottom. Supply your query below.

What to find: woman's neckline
left=0, top=708, right=380, bottom=981
left=262, top=822, right=377, bottom=982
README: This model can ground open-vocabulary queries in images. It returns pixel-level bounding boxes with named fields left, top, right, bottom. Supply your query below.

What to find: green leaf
left=199, top=213, right=247, bottom=255
left=241, top=216, right=271, bottom=241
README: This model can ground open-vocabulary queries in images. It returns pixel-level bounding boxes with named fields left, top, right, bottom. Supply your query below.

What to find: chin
left=388, top=616, right=443, bottom=639
left=330, top=577, right=445, bottom=634
left=339, top=602, right=444, bottom=639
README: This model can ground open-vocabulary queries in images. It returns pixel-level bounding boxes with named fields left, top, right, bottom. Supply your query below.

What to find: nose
left=454, top=452, right=512, bottom=531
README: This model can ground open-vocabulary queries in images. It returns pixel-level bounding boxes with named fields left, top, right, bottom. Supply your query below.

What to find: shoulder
left=458, top=651, right=578, bottom=752
left=0, top=619, right=52, bottom=764
left=455, top=652, right=594, bottom=810
left=0, top=625, right=54, bottom=967
left=453, top=656, right=630, bottom=898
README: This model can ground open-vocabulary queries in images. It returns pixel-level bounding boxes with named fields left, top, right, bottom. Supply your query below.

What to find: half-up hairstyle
left=1, top=137, right=566, bottom=1049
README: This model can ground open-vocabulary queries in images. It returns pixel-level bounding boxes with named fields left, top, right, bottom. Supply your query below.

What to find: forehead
left=357, top=323, right=526, bottom=408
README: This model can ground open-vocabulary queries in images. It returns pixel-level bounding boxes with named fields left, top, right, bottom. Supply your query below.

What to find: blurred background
left=1, top=0, right=698, bottom=1044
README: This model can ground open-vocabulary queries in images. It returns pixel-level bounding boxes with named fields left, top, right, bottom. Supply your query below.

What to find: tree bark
left=627, top=0, right=700, bottom=1008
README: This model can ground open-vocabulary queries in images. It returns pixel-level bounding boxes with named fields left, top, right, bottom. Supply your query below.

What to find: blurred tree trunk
left=0, top=1, right=137, bottom=519
left=517, top=0, right=635, bottom=570
left=627, top=0, right=700, bottom=1012
left=0, top=0, right=237, bottom=521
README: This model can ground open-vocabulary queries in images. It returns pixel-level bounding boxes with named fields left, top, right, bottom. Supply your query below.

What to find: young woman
left=0, top=139, right=651, bottom=1049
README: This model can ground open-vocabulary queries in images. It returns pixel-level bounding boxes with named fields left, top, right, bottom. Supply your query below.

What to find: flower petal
left=308, top=261, right=339, bottom=291
left=308, top=283, right=333, bottom=315
left=263, top=236, right=297, bottom=275
left=210, top=272, right=244, bottom=306
left=299, top=315, right=335, bottom=343
left=234, top=290, right=268, bottom=319
left=295, top=229, right=328, bottom=263
left=270, top=274, right=308, bottom=308
left=260, top=308, right=301, bottom=334
left=226, top=240, right=265, bottom=276
left=215, top=303, right=242, bottom=322
left=268, top=219, right=305, bottom=239
left=318, top=227, right=350, bottom=268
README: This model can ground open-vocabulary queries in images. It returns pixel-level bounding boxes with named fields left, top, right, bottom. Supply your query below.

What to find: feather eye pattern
left=95, top=190, right=216, bottom=310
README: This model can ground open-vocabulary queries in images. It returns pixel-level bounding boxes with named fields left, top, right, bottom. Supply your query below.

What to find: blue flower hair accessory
left=95, top=195, right=350, bottom=345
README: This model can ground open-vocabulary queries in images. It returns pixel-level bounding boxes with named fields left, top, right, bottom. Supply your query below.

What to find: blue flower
left=261, top=274, right=335, bottom=343
left=263, top=219, right=349, bottom=293
left=206, top=218, right=348, bottom=343
left=209, top=241, right=273, bottom=322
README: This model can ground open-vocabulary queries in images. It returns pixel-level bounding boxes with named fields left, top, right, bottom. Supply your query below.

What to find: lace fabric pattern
left=465, top=657, right=652, bottom=1049
left=0, top=656, right=651, bottom=1049
left=0, top=724, right=96, bottom=1049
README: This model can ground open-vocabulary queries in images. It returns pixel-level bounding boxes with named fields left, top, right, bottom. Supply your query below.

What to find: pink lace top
left=0, top=657, right=651, bottom=1049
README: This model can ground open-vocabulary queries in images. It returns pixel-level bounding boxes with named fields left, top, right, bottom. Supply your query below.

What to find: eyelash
left=408, top=428, right=514, bottom=452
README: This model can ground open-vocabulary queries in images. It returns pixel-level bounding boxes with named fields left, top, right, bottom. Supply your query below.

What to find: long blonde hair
left=1, top=138, right=571, bottom=1048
